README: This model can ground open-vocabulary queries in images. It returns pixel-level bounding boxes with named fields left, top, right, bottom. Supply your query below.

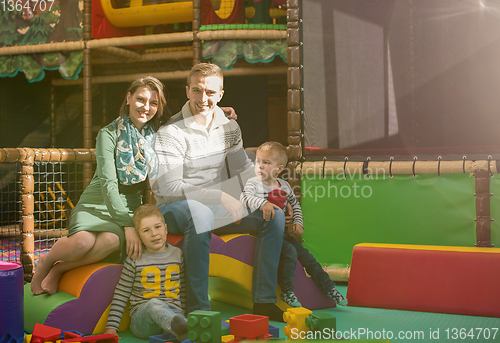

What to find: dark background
left=0, top=73, right=273, bottom=149
left=303, top=0, right=500, bottom=156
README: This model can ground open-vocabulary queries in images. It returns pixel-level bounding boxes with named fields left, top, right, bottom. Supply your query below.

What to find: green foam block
left=24, top=283, right=76, bottom=333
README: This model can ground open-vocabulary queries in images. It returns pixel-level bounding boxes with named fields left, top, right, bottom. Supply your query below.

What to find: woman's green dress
left=67, top=123, right=145, bottom=263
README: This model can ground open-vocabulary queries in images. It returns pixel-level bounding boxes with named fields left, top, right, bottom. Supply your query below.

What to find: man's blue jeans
left=158, top=200, right=285, bottom=314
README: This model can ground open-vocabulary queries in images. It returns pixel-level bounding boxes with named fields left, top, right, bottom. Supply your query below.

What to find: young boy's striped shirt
left=240, top=176, right=303, bottom=227
left=106, top=245, right=185, bottom=331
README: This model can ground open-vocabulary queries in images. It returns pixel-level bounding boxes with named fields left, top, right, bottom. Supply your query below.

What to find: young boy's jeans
left=129, top=298, right=185, bottom=339
left=278, top=231, right=335, bottom=294
left=158, top=200, right=284, bottom=314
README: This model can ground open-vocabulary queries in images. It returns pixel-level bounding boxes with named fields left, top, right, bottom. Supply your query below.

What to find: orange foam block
left=346, top=243, right=500, bottom=317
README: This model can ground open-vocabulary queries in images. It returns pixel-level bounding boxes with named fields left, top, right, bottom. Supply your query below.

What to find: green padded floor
left=107, top=285, right=500, bottom=343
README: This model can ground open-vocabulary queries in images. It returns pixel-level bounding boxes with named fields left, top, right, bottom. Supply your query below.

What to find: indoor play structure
left=98, top=0, right=194, bottom=27
left=1, top=0, right=500, bottom=342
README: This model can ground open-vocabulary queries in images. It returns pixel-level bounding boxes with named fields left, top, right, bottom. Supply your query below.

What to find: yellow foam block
left=221, top=335, right=234, bottom=343
left=284, top=307, right=313, bottom=340
left=217, top=233, right=253, bottom=242
left=209, top=254, right=253, bottom=292
left=93, top=302, right=132, bottom=334
left=208, top=236, right=291, bottom=312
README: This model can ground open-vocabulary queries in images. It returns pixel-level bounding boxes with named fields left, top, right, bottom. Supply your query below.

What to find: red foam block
left=229, top=314, right=269, bottom=340
left=62, top=334, right=117, bottom=343
left=347, top=244, right=500, bottom=317
left=32, top=324, right=61, bottom=343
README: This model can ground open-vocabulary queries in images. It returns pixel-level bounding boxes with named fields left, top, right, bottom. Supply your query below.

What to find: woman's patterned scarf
left=112, top=114, right=158, bottom=185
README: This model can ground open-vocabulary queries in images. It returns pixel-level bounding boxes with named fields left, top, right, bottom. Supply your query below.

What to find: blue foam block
left=149, top=333, right=176, bottom=343
left=0, top=332, right=20, bottom=343
left=269, top=324, right=279, bottom=338
left=60, top=330, right=84, bottom=340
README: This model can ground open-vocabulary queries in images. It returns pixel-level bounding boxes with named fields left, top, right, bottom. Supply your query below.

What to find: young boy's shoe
left=327, top=287, right=348, bottom=306
left=280, top=290, right=302, bottom=307
left=170, top=315, right=188, bottom=342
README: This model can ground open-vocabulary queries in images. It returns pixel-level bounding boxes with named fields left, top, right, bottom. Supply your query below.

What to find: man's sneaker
left=280, top=290, right=302, bottom=307
left=327, top=287, right=348, bottom=306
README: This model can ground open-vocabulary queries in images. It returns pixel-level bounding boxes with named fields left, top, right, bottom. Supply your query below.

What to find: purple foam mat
left=44, top=264, right=123, bottom=335
left=209, top=234, right=255, bottom=266
left=293, top=261, right=337, bottom=310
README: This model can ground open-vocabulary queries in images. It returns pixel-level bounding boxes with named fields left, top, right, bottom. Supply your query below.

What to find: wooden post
left=50, top=83, right=56, bottom=148
left=286, top=0, right=303, bottom=239
left=474, top=169, right=494, bottom=247
left=286, top=2, right=303, bottom=182
left=20, top=148, right=35, bottom=282
left=193, top=0, right=202, bottom=65
left=83, top=0, right=93, bottom=188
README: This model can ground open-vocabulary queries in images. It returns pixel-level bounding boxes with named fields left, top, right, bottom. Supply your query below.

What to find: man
left=152, top=63, right=285, bottom=321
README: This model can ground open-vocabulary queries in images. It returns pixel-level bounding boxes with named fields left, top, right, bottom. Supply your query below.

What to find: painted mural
left=0, top=0, right=83, bottom=81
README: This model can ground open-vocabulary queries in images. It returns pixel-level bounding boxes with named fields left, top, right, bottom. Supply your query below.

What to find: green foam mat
left=42, top=289, right=499, bottom=343
left=24, top=283, right=77, bottom=333
left=330, top=285, right=500, bottom=342
left=24, top=285, right=499, bottom=342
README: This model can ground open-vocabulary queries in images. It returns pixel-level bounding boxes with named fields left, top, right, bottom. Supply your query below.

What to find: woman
left=31, top=76, right=167, bottom=295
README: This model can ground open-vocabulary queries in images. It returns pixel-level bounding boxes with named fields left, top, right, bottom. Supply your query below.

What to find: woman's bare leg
left=31, top=231, right=98, bottom=295
left=41, top=231, right=120, bottom=294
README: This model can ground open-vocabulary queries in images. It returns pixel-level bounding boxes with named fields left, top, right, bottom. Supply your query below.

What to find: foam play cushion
left=207, top=234, right=336, bottom=311
left=347, top=243, right=500, bottom=317
left=24, top=263, right=128, bottom=335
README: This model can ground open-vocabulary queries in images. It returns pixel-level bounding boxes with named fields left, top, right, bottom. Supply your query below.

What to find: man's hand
left=262, top=201, right=280, bottom=221
left=221, top=192, right=244, bottom=224
left=124, top=226, right=142, bottom=262
left=221, top=107, right=237, bottom=120
left=104, top=328, right=121, bottom=339
left=284, top=203, right=293, bottom=225
left=288, top=223, right=304, bottom=237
